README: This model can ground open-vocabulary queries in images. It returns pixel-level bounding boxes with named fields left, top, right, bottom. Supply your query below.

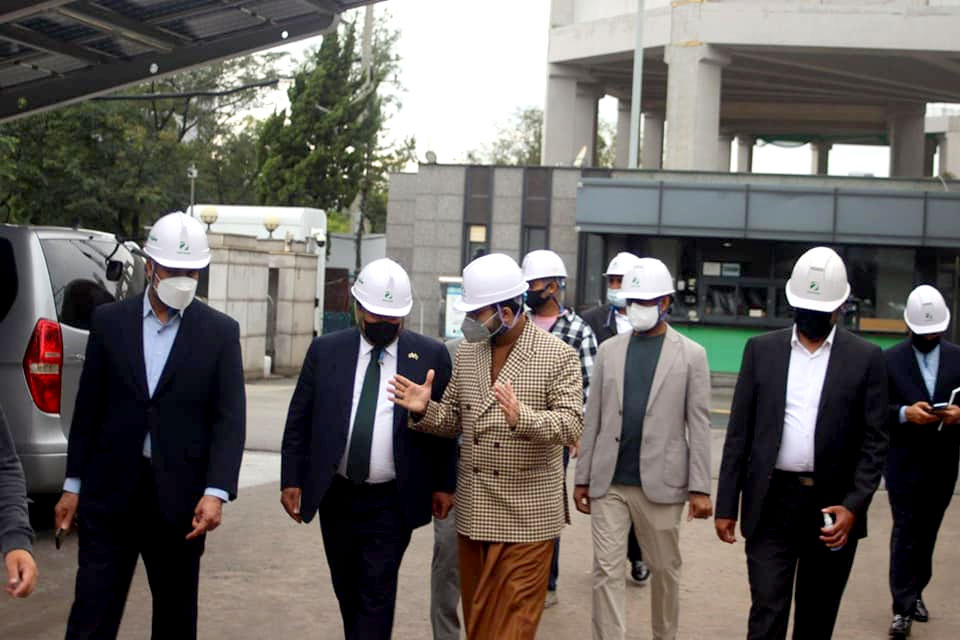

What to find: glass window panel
left=469, top=225, right=487, bottom=243
left=523, top=227, right=547, bottom=254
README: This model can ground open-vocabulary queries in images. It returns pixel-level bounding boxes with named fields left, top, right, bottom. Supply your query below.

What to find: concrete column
left=663, top=44, right=729, bottom=170
left=924, top=135, right=937, bottom=177
left=575, top=82, right=600, bottom=167
left=542, top=64, right=599, bottom=166
left=942, top=130, right=960, bottom=178
left=736, top=135, right=754, bottom=173
left=716, top=135, right=733, bottom=172
left=550, top=0, right=574, bottom=27
left=811, top=142, right=832, bottom=176
left=888, top=102, right=926, bottom=178
left=641, top=112, right=664, bottom=169
left=615, top=99, right=632, bottom=168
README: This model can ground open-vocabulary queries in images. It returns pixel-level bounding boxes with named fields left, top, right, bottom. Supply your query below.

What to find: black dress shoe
left=889, top=614, right=912, bottom=638
left=914, top=598, right=929, bottom=622
left=629, top=560, right=650, bottom=584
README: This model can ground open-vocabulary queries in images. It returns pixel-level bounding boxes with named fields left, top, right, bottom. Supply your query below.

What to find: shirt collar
left=912, top=343, right=940, bottom=361
left=360, top=332, right=398, bottom=359
left=143, top=291, right=183, bottom=321
left=791, top=324, right=837, bottom=355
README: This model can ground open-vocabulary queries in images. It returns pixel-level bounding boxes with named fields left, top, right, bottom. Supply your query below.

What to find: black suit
left=281, top=328, right=455, bottom=640
left=883, top=339, right=960, bottom=616
left=65, top=294, right=246, bottom=640
left=581, top=303, right=618, bottom=344
left=717, top=327, right=888, bottom=640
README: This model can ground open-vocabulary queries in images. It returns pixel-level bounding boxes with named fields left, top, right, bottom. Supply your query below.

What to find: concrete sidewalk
left=8, top=380, right=960, bottom=638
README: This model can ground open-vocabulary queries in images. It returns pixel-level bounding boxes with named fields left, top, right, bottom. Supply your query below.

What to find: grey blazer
left=575, top=325, right=712, bottom=504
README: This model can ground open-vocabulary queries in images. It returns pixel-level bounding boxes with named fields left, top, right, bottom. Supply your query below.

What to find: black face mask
left=363, top=321, right=400, bottom=348
left=794, top=308, right=834, bottom=341
left=911, top=333, right=940, bottom=354
left=525, top=287, right=551, bottom=311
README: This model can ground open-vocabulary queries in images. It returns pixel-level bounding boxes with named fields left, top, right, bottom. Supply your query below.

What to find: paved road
left=10, top=380, right=960, bottom=639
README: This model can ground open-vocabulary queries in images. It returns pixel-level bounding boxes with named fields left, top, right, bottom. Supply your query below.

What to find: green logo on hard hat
left=632, top=276, right=641, bottom=286
left=383, top=290, right=394, bottom=302
left=925, top=311, right=934, bottom=320
left=149, top=233, right=158, bottom=243
left=809, top=281, right=821, bottom=293
left=178, top=240, right=190, bottom=254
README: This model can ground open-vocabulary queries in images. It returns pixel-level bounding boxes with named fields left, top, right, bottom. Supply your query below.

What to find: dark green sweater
left=612, top=333, right=664, bottom=486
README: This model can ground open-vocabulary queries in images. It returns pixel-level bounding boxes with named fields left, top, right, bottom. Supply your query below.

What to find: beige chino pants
left=591, top=484, right=684, bottom=640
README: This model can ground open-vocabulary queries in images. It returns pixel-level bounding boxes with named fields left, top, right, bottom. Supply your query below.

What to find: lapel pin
left=408, top=352, right=419, bottom=360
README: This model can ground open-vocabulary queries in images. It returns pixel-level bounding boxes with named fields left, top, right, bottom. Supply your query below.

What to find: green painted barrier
left=672, top=324, right=906, bottom=374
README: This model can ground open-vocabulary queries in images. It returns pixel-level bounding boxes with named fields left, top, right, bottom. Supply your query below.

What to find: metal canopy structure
left=0, top=0, right=380, bottom=122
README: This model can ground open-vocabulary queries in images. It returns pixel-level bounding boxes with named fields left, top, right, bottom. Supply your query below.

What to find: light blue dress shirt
left=64, top=295, right=229, bottom=502
left=898, top=344, right=940, bottom=423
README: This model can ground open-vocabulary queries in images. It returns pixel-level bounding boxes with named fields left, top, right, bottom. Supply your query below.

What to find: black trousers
left=888, top=469, right=957, bottom=615
left=319, top=476, right=412, bottom=640
left=66, top=459, right=205, bottom=640
left=745, top=472, right=858, bottom=640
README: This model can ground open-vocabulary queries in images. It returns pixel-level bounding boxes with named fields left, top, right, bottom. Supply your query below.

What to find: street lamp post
left=187, top=163, right=198, bottom=216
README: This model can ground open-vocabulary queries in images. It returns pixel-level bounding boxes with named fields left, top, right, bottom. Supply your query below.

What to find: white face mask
left=627, top=302, right=662, bottom=333
left=607, top=289, right=626, bottom=309
left=154, top=274, right=198, bottom=311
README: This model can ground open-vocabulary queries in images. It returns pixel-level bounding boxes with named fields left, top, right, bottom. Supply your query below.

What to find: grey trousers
left=431, top=506, right=461, bottom=640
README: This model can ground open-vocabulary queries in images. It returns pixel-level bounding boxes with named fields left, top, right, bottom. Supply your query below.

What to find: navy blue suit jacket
left=884, top=339, right=960, bottom=491
left=66, top=294, right=246, bottom=527
left=280, top=328, right=456, bottom=529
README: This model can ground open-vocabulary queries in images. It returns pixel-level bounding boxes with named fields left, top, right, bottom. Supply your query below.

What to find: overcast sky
left=264, top=0, right=901, bottom=177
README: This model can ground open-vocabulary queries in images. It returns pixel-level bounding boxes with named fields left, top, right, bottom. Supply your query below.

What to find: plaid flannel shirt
left=530, top=308, right=598, bottom=402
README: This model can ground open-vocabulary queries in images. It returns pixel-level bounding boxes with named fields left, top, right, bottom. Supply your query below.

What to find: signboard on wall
left=443, top=283, right=465, bottom=339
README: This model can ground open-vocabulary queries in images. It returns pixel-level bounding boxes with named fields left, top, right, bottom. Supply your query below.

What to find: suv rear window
left=0, top=238, right=16, bottom=323
left=40, top=237, right=145, bottom=330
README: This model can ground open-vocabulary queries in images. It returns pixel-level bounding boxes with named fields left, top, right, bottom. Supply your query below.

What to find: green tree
left=470, top=106, right=543, bottom=165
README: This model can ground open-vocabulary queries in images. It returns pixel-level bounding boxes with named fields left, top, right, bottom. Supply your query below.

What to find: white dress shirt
left=775, top=325, right=837, bottom=473
left=338, top=336, right=398, bottom=483
left=898, top=344, right=940, bottom=423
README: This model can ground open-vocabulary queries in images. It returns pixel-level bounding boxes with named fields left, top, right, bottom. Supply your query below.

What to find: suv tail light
left=23, top=318, right=63, bottom=414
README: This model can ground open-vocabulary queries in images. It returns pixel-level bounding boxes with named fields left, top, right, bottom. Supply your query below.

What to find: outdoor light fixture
left=200, top=207, right=218, bottom=232
left=264, top=215, right=280, bottom=239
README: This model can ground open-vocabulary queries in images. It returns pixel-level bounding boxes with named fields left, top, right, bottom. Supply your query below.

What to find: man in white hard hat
left=521, top=249, right=598, bottom=608
left=280, top=257, right=456, bottom=640
left=883, top=285, right=960, bottom=638
left=55, top=211, right=246, bottom=638
left=582, top=251, right=651, bottom=584
left=716, top=246, right=889, bottom=640
left=390, top=252, right=583, bottom=639
left=574, top=258, right=713, bottom=640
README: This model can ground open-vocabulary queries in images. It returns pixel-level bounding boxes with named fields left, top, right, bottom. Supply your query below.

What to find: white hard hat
left=522, top=249, right=568, bottom=282
left=785, top=247, right=851, bottom=313
left=904, top=285, right=950, bottom=334
left=603, top=252, right=642, bottom=277
left=620, top=258, right=676, bottom=301
left=144, top=211, right=211, bottom=270
left=456, top=253, right=529, bottom=312
left=351, top=258, right=413, bottom=317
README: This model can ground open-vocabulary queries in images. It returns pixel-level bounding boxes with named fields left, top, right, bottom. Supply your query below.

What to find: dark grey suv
left=0, top=225, right=144, bottom=494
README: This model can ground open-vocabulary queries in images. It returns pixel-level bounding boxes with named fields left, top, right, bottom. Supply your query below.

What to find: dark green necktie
left=346, top=347, right=383, bottom=484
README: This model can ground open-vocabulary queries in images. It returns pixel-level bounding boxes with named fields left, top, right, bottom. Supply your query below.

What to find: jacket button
left=493, top=442, right=500, bottom=449
left=473, top=466, right=480, bottom=474
left=493, top=470, right=500, bottom=477
left=619, top=409, right=623, bottom=416
left=615, top=436, right=620, bottom=443
left=466, top=404, right=472, bottom=411
left=474, top=436, right=479, bottom=445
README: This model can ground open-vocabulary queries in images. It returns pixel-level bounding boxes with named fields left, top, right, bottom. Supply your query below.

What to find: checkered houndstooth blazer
left=412, top=319, right=584, bottom=543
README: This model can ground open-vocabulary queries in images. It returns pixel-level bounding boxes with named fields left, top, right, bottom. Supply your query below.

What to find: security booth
left=576, top=174, right=960, bottom=373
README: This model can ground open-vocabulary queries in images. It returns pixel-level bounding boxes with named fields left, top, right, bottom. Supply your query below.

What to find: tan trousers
left=591, top=485, right=684, bottom=640
left=458, top=534, right=554, bottom=640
